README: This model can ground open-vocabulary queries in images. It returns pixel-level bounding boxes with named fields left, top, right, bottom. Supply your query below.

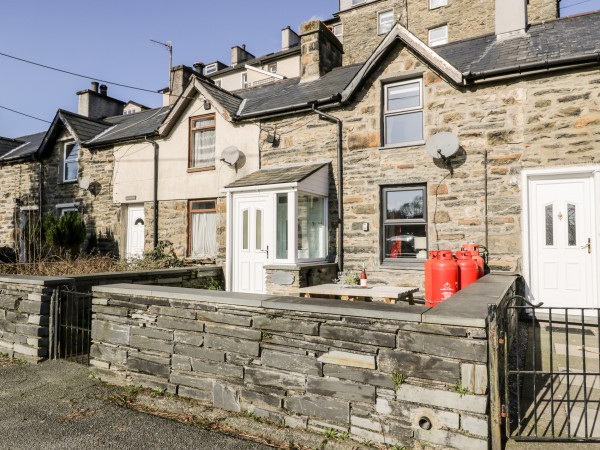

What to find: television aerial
left=426, top=132, right=460, bottom=174
left=221, top=146, right=241, bottom=167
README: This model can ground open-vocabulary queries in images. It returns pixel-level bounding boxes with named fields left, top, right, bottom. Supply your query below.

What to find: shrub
left=44, top=211, right=87, bottom=258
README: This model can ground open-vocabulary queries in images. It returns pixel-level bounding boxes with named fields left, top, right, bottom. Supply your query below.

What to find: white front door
left=233, top=195, right=272, bottom=293
left=529, top=176, right=595, bottom=308
left=126, top=205, right=145, bottom=258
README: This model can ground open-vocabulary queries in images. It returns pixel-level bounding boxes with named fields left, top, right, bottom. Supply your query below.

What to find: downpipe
left=145, top=136, right=159, bottom=249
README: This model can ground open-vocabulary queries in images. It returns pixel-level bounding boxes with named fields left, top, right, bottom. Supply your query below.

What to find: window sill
left=379, top=141, right=425, bottom=150
left=62, top=180, right=77, bottom=184
left=187, top=166, right=216, bottom=173
left=380, top=260, right=426, bottom=271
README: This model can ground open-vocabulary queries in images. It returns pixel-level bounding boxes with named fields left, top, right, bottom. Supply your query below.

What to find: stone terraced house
left=0, top=0, right=598, bottom=311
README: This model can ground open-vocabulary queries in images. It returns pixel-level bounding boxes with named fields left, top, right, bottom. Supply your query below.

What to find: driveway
left=0, top=358, right=270, bottom=450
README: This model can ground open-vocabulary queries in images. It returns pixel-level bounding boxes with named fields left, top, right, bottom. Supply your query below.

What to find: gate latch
left=501, top=405, right=507, bottom=418
left=498, top=331, right=505, bottom=345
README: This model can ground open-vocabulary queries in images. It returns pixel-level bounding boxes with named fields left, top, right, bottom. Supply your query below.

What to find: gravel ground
left=0, top=357, right=270, bottom=450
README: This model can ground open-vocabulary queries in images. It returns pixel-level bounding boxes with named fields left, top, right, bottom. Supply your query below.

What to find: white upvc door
left=126, top=205, right=145, bottom=258
left=529, top=175, right=596, bottom=308
left=233, top=195, right=273, bottom=293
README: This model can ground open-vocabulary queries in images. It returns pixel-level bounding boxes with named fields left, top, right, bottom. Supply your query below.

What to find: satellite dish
left=79, top=176, right=90, bottom=191
left=426, top=132, right=460, bottom=160
left=221, top=146, right=241, bottom=166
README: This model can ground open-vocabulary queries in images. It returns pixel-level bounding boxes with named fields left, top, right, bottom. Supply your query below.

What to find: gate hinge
left=498, top=331, right=505, bottom=345
left=501, top=405, right=507, bottom=418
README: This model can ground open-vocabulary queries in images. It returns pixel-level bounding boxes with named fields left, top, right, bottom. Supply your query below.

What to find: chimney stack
left=282, top=26, right=300, bottom=51
left=91, top=81, right=99, bottom=93
left=231, top=45, right=255, bottom=66
left=77, top=83, right=125, bottom=118
left=299, top=20, right=343, bottom=83
left=495, top=0, right=527, bottom=39
left=169, top=65, right=196, bottom=104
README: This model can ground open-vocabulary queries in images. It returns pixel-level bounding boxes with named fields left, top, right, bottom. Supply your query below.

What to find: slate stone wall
left=259, top=43, right=600, bottom=293
left=265, top=263, right=338, bottom=296
left=89, top=281, right=499, bottom=449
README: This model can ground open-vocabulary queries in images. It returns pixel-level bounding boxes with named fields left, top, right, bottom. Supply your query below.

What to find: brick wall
left=88, top=276, right=515, bottom=449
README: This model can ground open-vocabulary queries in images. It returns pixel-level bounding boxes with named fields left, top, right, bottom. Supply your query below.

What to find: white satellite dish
left=426, top=132, right=460, bottom=160
left=79, top=176, right=90, bottom=191
left=221, top=146, right=241, bottom=166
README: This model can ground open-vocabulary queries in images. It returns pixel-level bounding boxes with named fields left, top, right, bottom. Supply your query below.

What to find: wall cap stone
left=0, top=275, right=73, bottom=286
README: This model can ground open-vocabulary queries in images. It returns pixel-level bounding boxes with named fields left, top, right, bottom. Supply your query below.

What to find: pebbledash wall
left=0, top=267, right=220, bottom=363
left=89, top=274, right=519, bottom=449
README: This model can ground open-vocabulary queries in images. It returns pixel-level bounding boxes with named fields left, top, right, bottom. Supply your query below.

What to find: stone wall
left=265, top=263, right=338, bottom=296
left=88, top=275, right=521, bottom=448
left=337, top=0, right=559, bottom=65
left=258, top=42, right=600, bottom=291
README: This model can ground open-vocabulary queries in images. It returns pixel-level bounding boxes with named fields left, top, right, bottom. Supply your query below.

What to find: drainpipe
left=145, top=136, right=159, bottom=249
left=310, top=103, right=344, bottom=272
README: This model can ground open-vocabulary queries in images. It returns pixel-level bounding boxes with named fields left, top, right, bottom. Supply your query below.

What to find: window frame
left=351, top=0, right=366, bottom=5
left=333, top=24, right=344, bottom=43
left=429, top=0, right=448, bottom=9
left=63, top=142, right=79, bottom=183
left=204, top=64, right=217, bottom=75
left=380, top=184, right=428, bottom=266
left=382, top=78, right=425, bottom=147
left=187, top=198, right=217, bottom=259
left=268, top=63, right=277, bottom=74
left=241, top=72, right=249, bottom=88
left=429, top=25, right=448, bottom=47
left=188, top=114, right=216, bottom=172
left=377, top=9, right=395, bottom=35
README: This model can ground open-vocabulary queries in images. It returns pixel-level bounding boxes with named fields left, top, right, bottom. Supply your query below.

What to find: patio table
left=298, top=284, right=419, bottom=305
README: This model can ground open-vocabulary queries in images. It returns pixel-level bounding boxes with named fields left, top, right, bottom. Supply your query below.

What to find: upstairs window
left=378, top=10, right=395, bottom=35
left=204, top=64, right=218, bottom=75
left=383, top=79, right=424, bottom=146
left=430, top=0, right=447, bottom=9
left=189, top=114, right=216, bottom=170
left=333, top=24, right=344, bottom=43
left=268, top=63, right=277, bottom=73
left=352, top=0, right=366, bottom=5
left=214, top=79, right=222, bottom=88
left=242, top=72, right=249, bottom=88
left=63, top=142, right=79, bottom=182
left=429, top=25, right=448, bottom=46
left=382, top=185, right=428, bottom=263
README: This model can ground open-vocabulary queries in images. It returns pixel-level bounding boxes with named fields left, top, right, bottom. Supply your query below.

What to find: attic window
left=205, top=64, right=218, bottom=75
left=63, top=142, right=79, bottom=183
left=429, top=25, right=448, bottom=47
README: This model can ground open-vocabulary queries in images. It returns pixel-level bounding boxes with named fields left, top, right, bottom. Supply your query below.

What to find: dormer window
left=204, top=64, right=218, bottom=75
left=63, top=142, right=79, bottom=182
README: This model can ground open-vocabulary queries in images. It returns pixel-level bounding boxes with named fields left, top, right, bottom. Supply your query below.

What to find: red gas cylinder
left=462, top=244, right=484, bottom=279
left=428, top=250, right=458, bottom=307
left=456, top=251, right=479, bottom=290
left=424, top=251, right=439, bottom=303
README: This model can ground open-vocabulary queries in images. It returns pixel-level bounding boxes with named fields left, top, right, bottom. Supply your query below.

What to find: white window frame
left=58, top=207, right=78, bottom=216
left=268, top=63, right=277, bottom=74
left=383, top=78, right=424, bottom=147
left=429, top=25, right=448, bottom=47
left=214, top=79, right=222, bottom=88
left=63, top=142, right=78, bottom=183
left=333, top=24, right=344, bottom=43
left=205, top=64, right=217, bottom=75
left=351, top=0, right=366, bottom=5
left=429, top=0, right=447, bottom=9
left=378, top=9, right=395, bottom=35
left=241, top=72, right=248, bottom=88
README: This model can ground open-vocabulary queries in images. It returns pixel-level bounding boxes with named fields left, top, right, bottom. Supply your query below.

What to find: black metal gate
left=497, top=296, right=600, bottom=443
left=50, top=288, right=93, bottom=365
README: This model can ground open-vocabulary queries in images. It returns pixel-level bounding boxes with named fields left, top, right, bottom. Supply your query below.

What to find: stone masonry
left=258, top=42, right=600, bottom=292
left=88, top=275, right=512, bottom=449
left=338, top=0, right=559, bottom=65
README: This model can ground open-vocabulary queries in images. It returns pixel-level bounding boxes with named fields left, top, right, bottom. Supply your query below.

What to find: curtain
left=193, top=129, right=216, bottom=168
left=191, top=212, right=217, bottom=258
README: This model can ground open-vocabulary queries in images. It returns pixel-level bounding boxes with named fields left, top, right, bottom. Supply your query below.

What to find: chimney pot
left=91, top=81, right=99, bottom=93
left=193, top=62, right=205, bottom=74
left=100, top=84, right=108, bottom=95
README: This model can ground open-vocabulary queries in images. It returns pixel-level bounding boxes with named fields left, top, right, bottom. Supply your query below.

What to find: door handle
left=580, top=238, right=591, bottom=254
left=259, top=245, right=269, bottom=258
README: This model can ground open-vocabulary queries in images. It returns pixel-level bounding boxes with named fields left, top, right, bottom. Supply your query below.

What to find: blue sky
left=1, top=0, right=599, bottom=138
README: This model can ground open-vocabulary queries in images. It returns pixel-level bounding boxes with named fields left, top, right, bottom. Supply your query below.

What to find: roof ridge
left=57, top=109, right=112, bottom=125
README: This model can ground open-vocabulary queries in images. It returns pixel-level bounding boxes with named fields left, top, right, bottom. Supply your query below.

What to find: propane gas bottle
left=456, top=251, right=479, bottom=290
left=424, top=251, right=438, bottom=304
left=462, top=244, right=485, bottom=278
left=428, top=250, right=458, bottom=307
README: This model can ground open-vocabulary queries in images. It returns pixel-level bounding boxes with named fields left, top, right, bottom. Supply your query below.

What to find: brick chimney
left=299, top=20, right=343, bottom=83
left=231, top=45, right=255, bottom=66
left=495, top=0, right=527, bottom=39
left=77, top=81, right=125, bottom=119
left=282, top=26, right=300, bottom=51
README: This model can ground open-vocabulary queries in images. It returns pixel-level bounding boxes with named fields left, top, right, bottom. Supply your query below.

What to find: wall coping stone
left=264, top=262, right=338, bottom=271
left=68, top=267, right=207, bottom=281
left=421, top=274, right=519, bottom=328
left=263, top=296, right=428, bottom=322
left=0, top=275, right=73, bottom=286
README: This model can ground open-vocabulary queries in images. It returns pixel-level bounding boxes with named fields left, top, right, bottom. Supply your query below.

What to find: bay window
left=382, top=185, right=428, bottom=263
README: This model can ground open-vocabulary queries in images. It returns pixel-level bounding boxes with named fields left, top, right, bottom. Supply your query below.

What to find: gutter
left=236, top=94, right=342, bottom=121
left=463, top=51, right=600, bottom=82
left=144, top=136, right=160, bottom=249
left=309, top=101, right=344, bottom=273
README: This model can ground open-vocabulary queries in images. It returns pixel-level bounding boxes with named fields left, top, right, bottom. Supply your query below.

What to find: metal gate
left=495, top=296, right=600, bottom=443
left=50, top=288, right=93, bottom=365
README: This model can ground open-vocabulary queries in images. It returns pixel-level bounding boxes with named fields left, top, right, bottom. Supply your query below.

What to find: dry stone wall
left=259, top=43, right=600, bottom=291
left=89, top=280, right=499, bottom=449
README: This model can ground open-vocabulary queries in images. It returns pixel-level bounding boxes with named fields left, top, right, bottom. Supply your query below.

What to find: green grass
left=322, top=427, right=338, bottom=439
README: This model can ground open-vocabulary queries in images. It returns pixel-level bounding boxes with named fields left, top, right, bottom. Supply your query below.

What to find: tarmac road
left=0, top=359, right=270, bottom=450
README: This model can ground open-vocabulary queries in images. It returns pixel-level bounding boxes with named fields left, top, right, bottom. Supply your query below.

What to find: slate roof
left=200, top=80, right=243, bottom=117
left=0, top=131, right=46, bottom=162
left=207, top=47, right=300, bottom=78
left=225, top=163, right=328, bottom=189
left=86, top=106, right=172, bottom=146
left=235, top=64, right=362, bottom=117
left=59, top=110, right=112, bottom=142
left=0, top=137, right=24, bottom=157
left=436, top=11, right=600, bottom=77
